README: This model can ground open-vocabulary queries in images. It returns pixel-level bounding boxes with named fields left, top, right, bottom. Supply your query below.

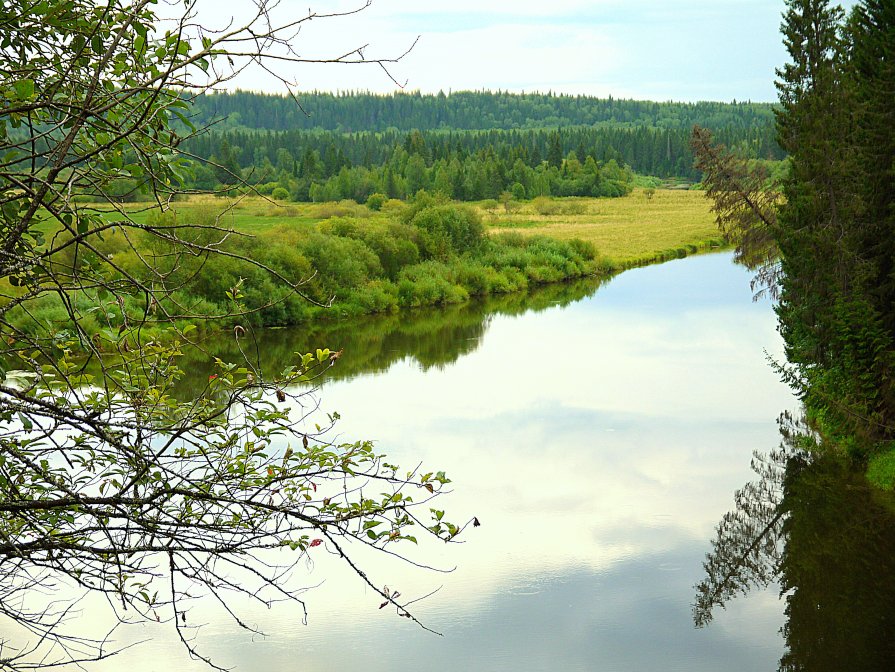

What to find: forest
left=147, top=90, right=786, bottom=202
left=2, top=0, right=894, bottom=669
left=190, top=89, right=777, bottom=133
left=695, top=0, right=895, bottom=484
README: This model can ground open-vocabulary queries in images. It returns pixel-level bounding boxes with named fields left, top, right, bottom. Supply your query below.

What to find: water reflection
left=696, top=414, right=895, bottom=671
left=36, top=253, right=798, bottom=671
left=242, top=253, right=792, bottom=672
left=176, top=275, right=609, bottom=398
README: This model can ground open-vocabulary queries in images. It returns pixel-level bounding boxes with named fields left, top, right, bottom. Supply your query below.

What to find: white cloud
left=186, top=0, right=790, bottom=101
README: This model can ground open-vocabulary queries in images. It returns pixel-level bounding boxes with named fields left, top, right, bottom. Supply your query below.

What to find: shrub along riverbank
left=6, top=191, right=722, bottom=347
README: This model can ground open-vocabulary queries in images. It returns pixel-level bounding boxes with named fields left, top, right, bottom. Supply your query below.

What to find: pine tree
left=213, top=138, right=242, bottom=184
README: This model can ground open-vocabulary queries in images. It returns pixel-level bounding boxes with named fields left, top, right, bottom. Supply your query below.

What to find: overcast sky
left=192, top=0, right=859, bottom=103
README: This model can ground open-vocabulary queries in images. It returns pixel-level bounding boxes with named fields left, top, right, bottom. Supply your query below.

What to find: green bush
left=397, top=261, right=468, bottom=307
left=531, top=196, right=588, bottom=216
left=319, top=217, right=360, bottom=238
left=361, top=229, right=420, bottom=280
left=366, top=192, right=387, bottom=211
left=310, top=200, right=366, bottom=219
left=256, top=181, right=279, bottom=195
left=532, top=196, right=561, bottom=216
left=562, top=200, right=587, bottom=215
left=344, top=280, right=400, bottom=314
left=299, top=233, right=383, bottom=296
left=411, top=204, right=484, bottom=259
left=567, top=237, right=597, bottom=261
left=28, top=199, right=602, bottom=342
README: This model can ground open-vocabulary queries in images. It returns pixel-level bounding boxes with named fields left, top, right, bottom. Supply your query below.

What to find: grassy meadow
left=478, top=189, right=723, bottom=266
left=99, top=188, right=723, bottom=268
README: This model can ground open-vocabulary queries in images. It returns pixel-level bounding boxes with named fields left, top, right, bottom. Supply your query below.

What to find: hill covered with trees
left=191, top=89, right=777, bottom=133
left=173, top=90, right=782, bottom=200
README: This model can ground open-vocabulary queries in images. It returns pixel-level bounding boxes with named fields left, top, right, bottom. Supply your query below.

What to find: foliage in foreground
left=0, top=1, right=466, bottom=669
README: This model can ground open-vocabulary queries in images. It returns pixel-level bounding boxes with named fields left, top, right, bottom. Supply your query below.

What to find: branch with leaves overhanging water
left=0, top=1, right=472, bottom=669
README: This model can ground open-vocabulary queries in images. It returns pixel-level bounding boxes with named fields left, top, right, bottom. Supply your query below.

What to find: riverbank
left=9, top=191, right=723, bottom=346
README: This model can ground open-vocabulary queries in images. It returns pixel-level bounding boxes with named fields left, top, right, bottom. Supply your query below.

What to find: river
left=77, top=252, right=801, bottom=670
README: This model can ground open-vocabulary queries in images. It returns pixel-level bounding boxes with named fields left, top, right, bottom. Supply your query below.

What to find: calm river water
left=98, top=252, right=803, bottom=670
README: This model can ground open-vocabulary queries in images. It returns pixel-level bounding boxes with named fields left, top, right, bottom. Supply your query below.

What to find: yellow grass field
left=95, top=189, right=723, bottom=268
left=479, top=188, right=723, bottom=266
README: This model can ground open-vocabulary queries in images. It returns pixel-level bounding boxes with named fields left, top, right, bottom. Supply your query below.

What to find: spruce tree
left=547, top=130, right=563, bottom=169
left=775, top=0, right=895, bottom=450
left=848, top=1, right=895, bottom=334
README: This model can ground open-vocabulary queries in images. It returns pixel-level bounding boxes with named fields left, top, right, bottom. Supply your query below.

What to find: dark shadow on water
left=696, top=413, right=895, bottom=671
left=175, top=275, right=610, bottom=398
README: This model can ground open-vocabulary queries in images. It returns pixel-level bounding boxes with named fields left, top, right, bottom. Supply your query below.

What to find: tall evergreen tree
left=213, top=138, right=242, bottom=184
left=774, top=0, right=894, bottom=449
left=848, top=1, right=895, bottom=334
left=695, top=1, right=895, bottom=453
left=547, top=130, right=563, bottom=169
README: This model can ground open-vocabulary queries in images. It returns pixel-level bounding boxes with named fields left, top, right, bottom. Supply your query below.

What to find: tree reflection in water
left=695, top=412, right=895, bottom=670
left=172, top=275, right=608, bottom=399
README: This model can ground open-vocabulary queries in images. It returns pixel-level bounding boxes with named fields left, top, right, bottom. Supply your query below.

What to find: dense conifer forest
left=173, top=90, right=783, bottom=200
left=191, top=89, right=776, bottom=133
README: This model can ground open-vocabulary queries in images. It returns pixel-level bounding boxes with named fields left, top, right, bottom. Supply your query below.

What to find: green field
left=476, top=189, right=723, bottom=266
left=98, top=188, right=722, bottom=269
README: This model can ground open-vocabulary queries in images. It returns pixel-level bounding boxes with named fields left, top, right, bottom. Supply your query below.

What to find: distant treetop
left=192, top=89, right=776, bottom=133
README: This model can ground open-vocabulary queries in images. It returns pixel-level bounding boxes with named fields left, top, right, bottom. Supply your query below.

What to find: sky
left=190, top=0, right=859, bottom=103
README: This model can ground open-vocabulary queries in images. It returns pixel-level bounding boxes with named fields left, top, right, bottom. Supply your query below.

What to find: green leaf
left=17, top=413, right=33, bottom=432
left=13, top=79, right=34, bottom=100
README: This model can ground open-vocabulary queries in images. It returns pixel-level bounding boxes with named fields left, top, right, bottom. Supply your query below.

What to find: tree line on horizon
left=166, top=91, right=783, bottom=203
left=191, top=89, right=777, bottom=133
